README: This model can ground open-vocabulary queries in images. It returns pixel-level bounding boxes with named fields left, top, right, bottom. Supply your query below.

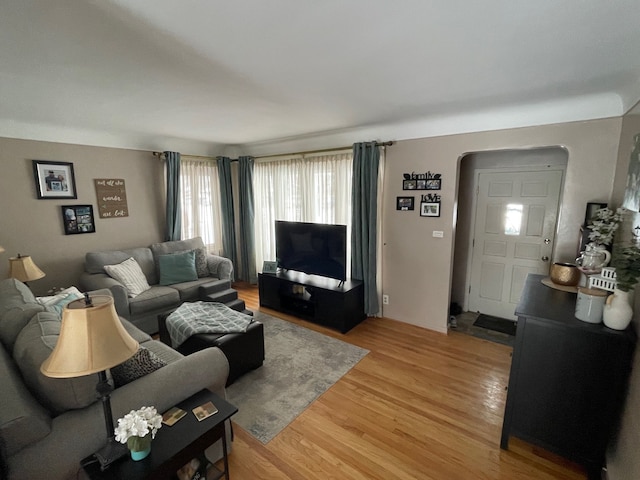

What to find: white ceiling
left=2, top=0, right=640, bottom=156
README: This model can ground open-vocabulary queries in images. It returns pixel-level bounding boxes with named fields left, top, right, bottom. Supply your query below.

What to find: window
left=180, top=157, right=224, bottom=254
left=253, top=152, right=353, bottom=273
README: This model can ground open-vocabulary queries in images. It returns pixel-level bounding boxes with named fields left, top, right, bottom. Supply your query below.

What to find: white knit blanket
left=166, top=301, right=253, bottom=348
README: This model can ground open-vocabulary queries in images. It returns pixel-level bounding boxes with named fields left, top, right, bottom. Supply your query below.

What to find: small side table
left=82, top=389, right=237, bottom=480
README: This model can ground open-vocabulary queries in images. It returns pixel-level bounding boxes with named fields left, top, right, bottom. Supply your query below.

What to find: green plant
left=612, top=245, right=640, bottom=292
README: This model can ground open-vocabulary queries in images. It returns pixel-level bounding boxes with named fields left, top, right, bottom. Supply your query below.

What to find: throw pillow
left=158, top=250, right=198, bottom=285
left=37, top=286, right=83, bottom=315
left=176, top=248, right=209, bottom=277
left=104, top=257, right=151, bottom=298
left=195, top=247, right=209, bottom=277
left=110, top=346, right=167, bottom=388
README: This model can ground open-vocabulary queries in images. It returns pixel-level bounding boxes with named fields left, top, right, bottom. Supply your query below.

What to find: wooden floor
left=219, top=283, right=586, bottom=480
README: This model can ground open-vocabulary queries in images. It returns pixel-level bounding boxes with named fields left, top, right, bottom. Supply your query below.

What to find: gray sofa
left=79, top=237, right=233, bottom=334
left=0, top=278, right=230, bottom=480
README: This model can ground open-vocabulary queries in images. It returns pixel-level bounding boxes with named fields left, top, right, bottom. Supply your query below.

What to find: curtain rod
left=152, top=141, right=394, bottom=161
left=255, top=141, right=394, bottom=160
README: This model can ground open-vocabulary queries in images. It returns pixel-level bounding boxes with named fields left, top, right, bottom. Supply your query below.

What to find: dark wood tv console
left=258, top=271, right=366, bottom=333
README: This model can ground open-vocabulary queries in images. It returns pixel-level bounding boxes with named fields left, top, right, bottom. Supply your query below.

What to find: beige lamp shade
left=9, top=255, right=46, bottom=282
left=0, top=245, right=5, bottom=253
left=41, top=295, right=139, bottom=378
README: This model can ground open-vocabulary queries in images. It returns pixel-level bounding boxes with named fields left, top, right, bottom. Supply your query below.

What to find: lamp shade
left=0, top=245, right=5, bottom=253
left=41, top=295, right=139, bottom=378
left=9, top=255, right=45, bottom=282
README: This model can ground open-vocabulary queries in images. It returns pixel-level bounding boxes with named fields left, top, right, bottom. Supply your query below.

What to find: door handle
left=544, top=238, right=551, bottom=245
left=541, top=256, right=549, bottom=262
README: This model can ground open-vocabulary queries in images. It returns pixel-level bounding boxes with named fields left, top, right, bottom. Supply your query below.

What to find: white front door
left=467, top=169, right=563, bottom=320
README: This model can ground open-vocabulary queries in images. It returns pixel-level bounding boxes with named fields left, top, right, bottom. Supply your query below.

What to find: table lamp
left=41, top=294, right=139, bottom=470
left=9, top=254, right=45, bottom=285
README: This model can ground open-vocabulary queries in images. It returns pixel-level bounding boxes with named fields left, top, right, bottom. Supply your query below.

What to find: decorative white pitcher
left=603, top=289, right=633, bottom=331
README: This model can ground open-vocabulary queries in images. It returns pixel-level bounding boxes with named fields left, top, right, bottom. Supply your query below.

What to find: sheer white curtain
left=180, top=157, right=224, bottom=255
left=253, top=152, right=353, bottom=273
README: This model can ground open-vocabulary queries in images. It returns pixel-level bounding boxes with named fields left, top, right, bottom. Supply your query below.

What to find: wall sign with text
left=94, top=178, right=129, bottom=218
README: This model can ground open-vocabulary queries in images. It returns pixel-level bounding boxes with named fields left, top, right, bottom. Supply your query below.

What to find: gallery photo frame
left=396, top=196, right=415, bottom=211
left=33, top=160, right=77, bottom=199
left=61, top=205, right=96, bottom=235
left=420, top=201, right=441, bottom=217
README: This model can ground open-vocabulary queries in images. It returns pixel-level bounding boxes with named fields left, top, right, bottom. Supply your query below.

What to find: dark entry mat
left=473, top=314, right=517, bottom=336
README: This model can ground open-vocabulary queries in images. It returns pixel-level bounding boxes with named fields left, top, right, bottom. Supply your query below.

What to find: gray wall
left=381, top=117, right=621, bottom=333
left=606, top=113, right=640, bottom=480
left=0, top=137, right=165, bottom=295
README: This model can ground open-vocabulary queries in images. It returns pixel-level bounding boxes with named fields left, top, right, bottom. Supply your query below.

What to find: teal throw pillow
left=158, top=250, right=198, bottom=285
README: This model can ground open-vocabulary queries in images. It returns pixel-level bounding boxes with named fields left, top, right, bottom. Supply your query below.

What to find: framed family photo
left=61, top=205, right=96, bottom=235
left=420, top=201, right=441, bottom=217
left=396, top=196, right=415, bottom=211
left=33, top=160, right=77, bottom=199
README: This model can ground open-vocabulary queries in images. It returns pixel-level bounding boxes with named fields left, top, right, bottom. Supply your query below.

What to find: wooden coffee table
left=82, top=389, right=237, bottom=480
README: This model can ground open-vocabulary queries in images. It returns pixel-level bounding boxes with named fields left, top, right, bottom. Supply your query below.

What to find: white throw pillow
left=104, top=257, right=151, bottom=298
left=37, top=286, right=84, bottom=315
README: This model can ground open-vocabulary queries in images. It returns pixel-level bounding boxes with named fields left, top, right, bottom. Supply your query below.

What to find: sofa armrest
left=111, top=347, right=229, bottom=416
left=7, top=348, right=229, bottom=480
left=79, top=272, right=130, bottom=318
left=207, top=254, right=234, bottom=281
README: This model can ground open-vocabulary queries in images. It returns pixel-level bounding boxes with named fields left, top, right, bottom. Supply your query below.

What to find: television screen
left=275, top=221, right=347, bottom=281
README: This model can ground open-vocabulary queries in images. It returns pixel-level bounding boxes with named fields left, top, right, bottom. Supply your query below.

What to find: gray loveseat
left=79, top=237, right=233, bottom=334
left=0, top=278, right=230, bottom=480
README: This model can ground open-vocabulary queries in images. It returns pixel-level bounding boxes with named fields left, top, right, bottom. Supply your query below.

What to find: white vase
left=603, top=288, right=633, bottom=331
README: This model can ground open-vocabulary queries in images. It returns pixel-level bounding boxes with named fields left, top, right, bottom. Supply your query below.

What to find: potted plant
left=604, top=245, right=640, bottom=330
left=114, top=406, right=162, bottom=460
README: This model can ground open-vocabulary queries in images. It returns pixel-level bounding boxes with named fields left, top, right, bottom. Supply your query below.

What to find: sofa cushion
left=128, top=286, right=181, bottom=316
left=110, top=346, right=167, bottom=388
left=0, top=344, right=51, bottom=457
left=158, top=251, right=198, bottom=285
left=104, top=257, right=152, bottom=297
left=0, top=279, right=45, bottom=352
left=85, top=247, right=158, bottom=285
left=12, top=312, right=99, bottom=415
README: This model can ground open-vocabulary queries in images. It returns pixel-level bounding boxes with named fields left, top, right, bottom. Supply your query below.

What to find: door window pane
left=505, top=203, right=523, bottom=235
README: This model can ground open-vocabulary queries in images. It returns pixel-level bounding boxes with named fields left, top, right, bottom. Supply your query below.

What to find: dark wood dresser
left=501, top=274, right=636, bottom=479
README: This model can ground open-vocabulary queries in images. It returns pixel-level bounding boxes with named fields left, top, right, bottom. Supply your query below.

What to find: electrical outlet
left=383, top=294, right=389, bottom=305
left=432, top=230, right=444, bottom=238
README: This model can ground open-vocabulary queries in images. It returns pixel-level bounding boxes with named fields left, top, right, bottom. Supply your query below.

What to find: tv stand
left=258, top=271, right=366, bottom=333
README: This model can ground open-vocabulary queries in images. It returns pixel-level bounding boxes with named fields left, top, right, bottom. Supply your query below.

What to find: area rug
left=473, top=314, right=517, bottom=336
left=225, top=311, right=369, bottom=444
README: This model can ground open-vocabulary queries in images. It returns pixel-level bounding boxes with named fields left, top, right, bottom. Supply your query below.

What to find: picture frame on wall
left=33, top=160, right=77, bottom=199
left=420, top=201, right=441, bottom=217
left=402, top=179, right=417, bottom=190
left=396, top=196, right=415, bottom=211
left=61, top=205, right=96, bottom=235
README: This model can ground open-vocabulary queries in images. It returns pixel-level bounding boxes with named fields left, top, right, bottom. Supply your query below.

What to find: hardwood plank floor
left=221, top=283, right=586, bottom=479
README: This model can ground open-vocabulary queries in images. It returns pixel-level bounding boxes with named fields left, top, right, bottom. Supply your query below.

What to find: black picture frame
left=420, top=201, right=441, bottom=217
left=33, top=160, right=77, bottom=199
left=61, top=205, right=96, bottom=235
left=584, top=202, right=607, bottom=226
left=396, top=196, right=415, bottom=211
left=425, top=178, right=442, bottom=190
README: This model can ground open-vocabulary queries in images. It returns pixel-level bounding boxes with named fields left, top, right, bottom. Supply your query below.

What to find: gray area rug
left=226, top=311, right=369, bottom=444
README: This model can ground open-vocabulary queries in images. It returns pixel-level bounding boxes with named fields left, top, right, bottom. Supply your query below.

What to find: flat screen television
left=275, top=220, right=347, bottom=281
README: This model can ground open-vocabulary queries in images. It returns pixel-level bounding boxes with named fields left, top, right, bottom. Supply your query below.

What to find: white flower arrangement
left=588, top=207, right=624, bottom=246
left=114, top=406, right=162, bottom=448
